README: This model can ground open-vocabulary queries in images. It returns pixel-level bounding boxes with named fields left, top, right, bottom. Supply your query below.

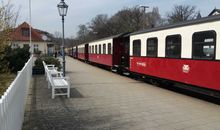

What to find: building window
left=192, top=31, right=216, bottom=60
left=103, top=44, right=106, bottom=54
left=166, top=35, right=181, bottom=58
left=78, top=48, right=80, bottom=53
left=133, top=40, right=141, bottom=56
left=95, top=45, right=97, bottom=54
left=107, top=43, right=111, bottom=54
left=92, top=45, right=94, bottom=54
left=12, top=43, right=19, bottom=48
left=79, top=47, right=84, bottom=53
left=147, top=38, right=158, bottom=57
left=22, top=28, right=30, bottom=37
left=34, top=44, right=39, bottom=53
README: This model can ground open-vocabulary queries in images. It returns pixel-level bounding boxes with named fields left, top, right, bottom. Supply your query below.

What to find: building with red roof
left=11, top=22, right=55, bottom=54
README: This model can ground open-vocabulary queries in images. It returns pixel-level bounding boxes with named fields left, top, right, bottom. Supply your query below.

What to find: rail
left=0, top=56, right=33, bottom=130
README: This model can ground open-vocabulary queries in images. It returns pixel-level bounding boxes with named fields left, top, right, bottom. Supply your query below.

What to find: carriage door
left=122, top=36, right=130, bottom=68
left=85, top=44, right=89, bottom=61
left=113, top=36, right=129, bottom=68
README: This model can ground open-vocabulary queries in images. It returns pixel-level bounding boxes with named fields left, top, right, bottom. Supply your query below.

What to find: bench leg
left=48, top=81, right=50, bottom=89
left=52, top=88, right=55, bottom=99
left=46, top=73, right=48, bottom=81
left=67, top=87, right=70, bottom=98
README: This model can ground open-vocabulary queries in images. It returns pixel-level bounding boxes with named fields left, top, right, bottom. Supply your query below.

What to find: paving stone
left=22, top=57, right=220, bottom=130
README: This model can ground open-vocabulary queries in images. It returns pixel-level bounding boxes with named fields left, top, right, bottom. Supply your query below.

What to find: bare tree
left=109, top=6, right=143, bottom=33
left=145, top=7, right=162, bottom=28
left=51, top=31, right=62, bottom=44
left=53, top=31, right=62, bottom=38
left=0, top=1, right=18, bottom=50
left=0, top=1, right=19, bottom=72
left=73, top=6, right=162, bottom=44
left=89, top=14, right=111, bottom=38
left=76, top=24, right=90, bottom=42
left=88, top=6, right=162, bottom=37
left=167, top=5, right=199, bottom=24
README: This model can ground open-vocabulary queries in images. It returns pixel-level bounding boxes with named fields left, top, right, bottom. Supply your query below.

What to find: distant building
left=11, top=22, right=55, bottom=55
left=35, top=29, right=56, bottom=55
left=208, top=8, right=220, bottom=16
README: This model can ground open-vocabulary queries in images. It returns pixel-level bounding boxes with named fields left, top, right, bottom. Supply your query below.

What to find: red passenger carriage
left=72, top=15, right=220, bottom=97
left=129, top=16, right=220, bottom=96
left=87, top=34, right=129, bottom=69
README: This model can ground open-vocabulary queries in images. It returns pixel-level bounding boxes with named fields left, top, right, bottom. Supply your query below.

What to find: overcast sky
left=8, top=0, right=220, bottom=38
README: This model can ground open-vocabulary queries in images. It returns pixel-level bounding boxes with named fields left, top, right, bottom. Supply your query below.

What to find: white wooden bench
left=50, top=77, right=70, bottom=99
left=47, top=70, right=63, bottom=89
left=42, top=61, right=70, bottom=99
left=42, top=61, right=57, bottom=81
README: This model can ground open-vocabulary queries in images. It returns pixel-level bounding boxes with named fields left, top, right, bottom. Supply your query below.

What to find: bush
left=33, top=56, right=61, bottom=74
left=2, top=46, right=30, bottom=73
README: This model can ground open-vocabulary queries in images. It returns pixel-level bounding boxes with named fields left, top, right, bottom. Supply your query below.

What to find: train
left=67, top=15, right=220, bottom=98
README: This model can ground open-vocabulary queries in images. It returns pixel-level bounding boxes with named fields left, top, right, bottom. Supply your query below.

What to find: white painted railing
left=0, top=56, right=33, bottom=130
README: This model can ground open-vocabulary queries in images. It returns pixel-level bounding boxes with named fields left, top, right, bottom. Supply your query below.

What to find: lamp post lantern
left=57, top=0, right=68, bottom=76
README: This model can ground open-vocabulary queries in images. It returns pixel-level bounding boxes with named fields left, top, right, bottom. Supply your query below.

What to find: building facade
left=11, top=22, right=55, bottom=55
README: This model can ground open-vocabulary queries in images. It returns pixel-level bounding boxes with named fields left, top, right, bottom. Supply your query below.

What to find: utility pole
left=139, top=5, right=149, bottom=30
left=29, top=0, right=32, bottom=54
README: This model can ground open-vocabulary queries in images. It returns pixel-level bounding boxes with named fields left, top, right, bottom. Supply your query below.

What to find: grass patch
left=0, top=73, right=16, bottom=97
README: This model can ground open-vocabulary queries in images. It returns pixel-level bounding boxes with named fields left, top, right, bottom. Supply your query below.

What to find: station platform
left=23, top=56, right=220, bottom=130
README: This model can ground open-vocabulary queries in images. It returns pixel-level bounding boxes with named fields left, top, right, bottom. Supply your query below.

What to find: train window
left=95, top=45, right=97, bottom=54
left=147, top=38, right=158, bottom=57
left=92, top=46, right=94, bottom=54
left=108, top=43, right=111, bottom=54
left=166, top=35, right=181, bottom=58
left=192, top=31, right=216, bottom=60
left=99, top=44, right=101, bottom=54
left=133, top=40, right=141, bottom=56
left=103, top=44, right=106, bottom=54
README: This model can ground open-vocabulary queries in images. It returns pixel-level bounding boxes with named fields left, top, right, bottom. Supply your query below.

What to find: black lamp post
left=57, top=0, right=68, bottom=76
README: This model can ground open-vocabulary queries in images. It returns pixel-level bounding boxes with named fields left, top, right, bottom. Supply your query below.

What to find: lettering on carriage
left=136, top=62, right=146, bottom=67
left=130, top=58, right=133, bottom=63
left=182, top=64, right=190, bottom=73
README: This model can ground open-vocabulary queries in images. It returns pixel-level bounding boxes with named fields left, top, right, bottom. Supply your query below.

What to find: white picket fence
left=0, top=56, right=33, bottom=130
